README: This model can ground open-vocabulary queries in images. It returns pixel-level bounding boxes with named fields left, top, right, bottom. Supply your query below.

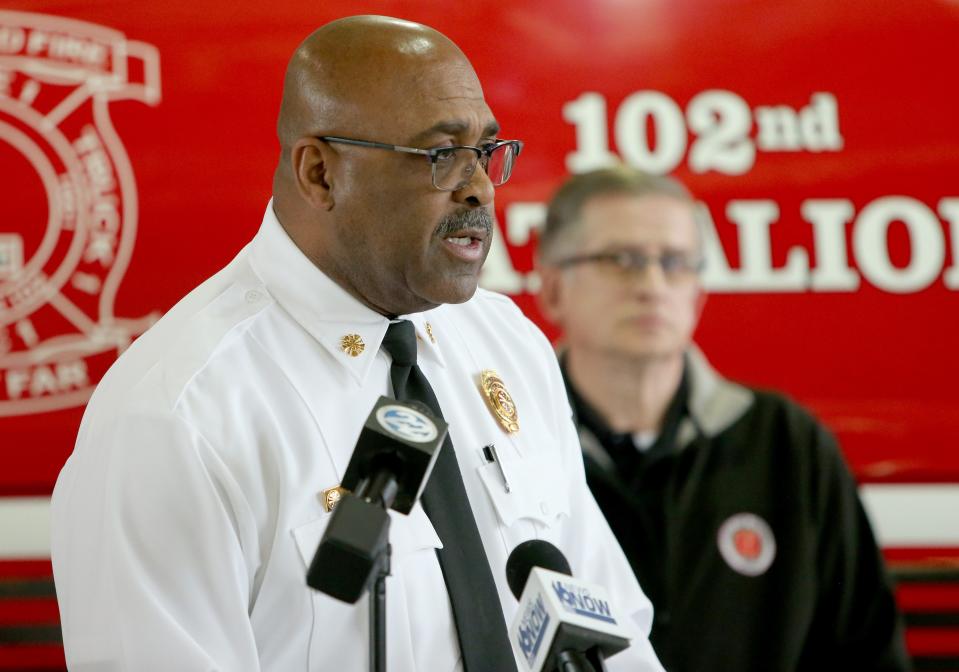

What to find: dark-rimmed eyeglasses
left=318, top=136, right=523, bottom=192
left=556, top=249, right=704, bottom=282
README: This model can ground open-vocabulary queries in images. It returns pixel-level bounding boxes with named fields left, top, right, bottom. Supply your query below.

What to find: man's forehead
left=581, top=193, right=699, bottom=245
left=400, top=63, right=495, bottom=140
left=406, top=116, right=500, bottom=145
left=342, top=49, right=495, bottom=143
left=584, top=193, right=695, bottom=222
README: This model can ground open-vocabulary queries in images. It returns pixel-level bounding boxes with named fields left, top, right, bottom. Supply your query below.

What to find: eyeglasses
left=556, top=249, right=704, bottom=282
left=318, top=136, right=523, bottom=191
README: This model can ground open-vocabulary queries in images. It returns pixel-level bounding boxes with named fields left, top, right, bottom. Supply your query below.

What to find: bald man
left=51, top=17, right=664, bottom=672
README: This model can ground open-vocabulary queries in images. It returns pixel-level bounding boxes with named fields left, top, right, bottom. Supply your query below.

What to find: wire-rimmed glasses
left=556, top=249, right=704, bottom=283
left=318, top=136, right=523, bottom=191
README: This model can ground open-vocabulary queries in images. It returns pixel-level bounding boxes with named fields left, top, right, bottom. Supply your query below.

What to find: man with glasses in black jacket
left=536, top=165, right=910, bottom=672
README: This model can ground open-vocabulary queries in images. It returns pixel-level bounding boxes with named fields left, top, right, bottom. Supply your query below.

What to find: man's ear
left=535, top=261, right=566, bottom=326
left=291, top=137, right=335, bottom=210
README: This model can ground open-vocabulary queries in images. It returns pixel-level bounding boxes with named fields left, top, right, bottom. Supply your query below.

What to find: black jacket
left=563, top=348, right=910, bottom=672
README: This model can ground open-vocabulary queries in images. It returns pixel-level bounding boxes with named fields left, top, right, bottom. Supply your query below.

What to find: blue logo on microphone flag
left=375, top=404, right=438, bottom=442
left=517, top=593, right=550, bottom=665
left=552, top=580, right=617, bottom=624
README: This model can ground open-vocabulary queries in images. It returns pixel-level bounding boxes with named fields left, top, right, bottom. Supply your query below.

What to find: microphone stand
left=585, top=646, right=607, bottom=671
left=556, top=647, right=607, bottom=672
left=356, top=469, right=398, bottom=672
left=370, top=543, right=391, bottom=672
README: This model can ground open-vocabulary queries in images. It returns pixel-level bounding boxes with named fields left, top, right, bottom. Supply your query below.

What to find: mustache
left=434, top=208, right=494, bottom=238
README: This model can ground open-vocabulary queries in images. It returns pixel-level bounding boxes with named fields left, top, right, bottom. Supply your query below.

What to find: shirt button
left=245, top=289, right=262, bottom=303
left=540, top=502, right=550, bottom=515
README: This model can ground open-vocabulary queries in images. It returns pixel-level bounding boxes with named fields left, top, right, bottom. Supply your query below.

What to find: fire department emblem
left=0, top=11, right=161, bottom=416
left=479, top=369, right=519, bottom=434
left=717, top=512, right=776, bottom=577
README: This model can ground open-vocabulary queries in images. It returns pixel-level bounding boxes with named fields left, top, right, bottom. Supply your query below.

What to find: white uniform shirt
left=51, top=203, right=663, bottom=672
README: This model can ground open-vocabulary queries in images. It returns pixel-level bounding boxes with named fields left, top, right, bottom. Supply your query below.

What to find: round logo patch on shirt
left=717, top=513, right=776, bottom=576
left=376, top=404, right=438, bottom=443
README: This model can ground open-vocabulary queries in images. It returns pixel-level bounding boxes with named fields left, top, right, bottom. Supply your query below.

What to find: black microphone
left=507, top=539, right=573, bottom=596
left=506, top=540, right=631, bottom=672
left=307, top=396, right=447, bottom=603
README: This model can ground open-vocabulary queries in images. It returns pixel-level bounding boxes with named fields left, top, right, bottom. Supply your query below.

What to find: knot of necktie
left=381, top=320, right=418, bottom=367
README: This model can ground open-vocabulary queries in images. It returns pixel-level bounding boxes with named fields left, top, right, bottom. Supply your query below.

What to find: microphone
left=307, top=396, right=447, bottom=603
left=506, top=540, right=631, bottom=672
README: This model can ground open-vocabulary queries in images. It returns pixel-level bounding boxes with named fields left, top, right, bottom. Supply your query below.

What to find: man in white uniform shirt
left=50, top=15, right=663, bottom=672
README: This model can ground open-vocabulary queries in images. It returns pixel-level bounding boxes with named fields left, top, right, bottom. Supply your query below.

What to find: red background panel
left=1, top=0, right=957, bottom=493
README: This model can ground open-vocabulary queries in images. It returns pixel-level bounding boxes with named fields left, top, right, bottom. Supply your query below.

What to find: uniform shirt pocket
left=290, top=502, right=446, bottom=672
left=292, top=501, right=442, bottom=571
left=477, top=454, right=571, bottom=532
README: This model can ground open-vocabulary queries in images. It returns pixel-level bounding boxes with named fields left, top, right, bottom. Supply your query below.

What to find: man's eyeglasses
left=318, top=136, right=523, bottom=192
left=556, top=249, right=704, bottom=282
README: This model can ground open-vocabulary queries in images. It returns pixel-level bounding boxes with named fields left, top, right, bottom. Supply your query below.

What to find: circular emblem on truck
left=0, top=11, right=161, bottom=416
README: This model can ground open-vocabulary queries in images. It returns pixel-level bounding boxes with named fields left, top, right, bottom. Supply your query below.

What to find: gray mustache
left=435, top=208, right=493, bottom=238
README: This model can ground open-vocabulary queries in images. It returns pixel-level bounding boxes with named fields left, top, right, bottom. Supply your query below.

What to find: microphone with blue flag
left=307, top=396, right=446, bottom=603
left=506, top=540, right=632, bottom=672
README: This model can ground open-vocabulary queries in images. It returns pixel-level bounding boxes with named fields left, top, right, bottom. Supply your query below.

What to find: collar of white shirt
left=247, top=201, right=447, bottom=386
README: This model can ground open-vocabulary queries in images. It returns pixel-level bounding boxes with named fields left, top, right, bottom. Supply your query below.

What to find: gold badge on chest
left=479, top=369, right=519, bottom=434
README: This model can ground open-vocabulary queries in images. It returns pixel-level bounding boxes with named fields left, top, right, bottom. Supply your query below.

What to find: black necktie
left=381, top=320, right=517, bottom=672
